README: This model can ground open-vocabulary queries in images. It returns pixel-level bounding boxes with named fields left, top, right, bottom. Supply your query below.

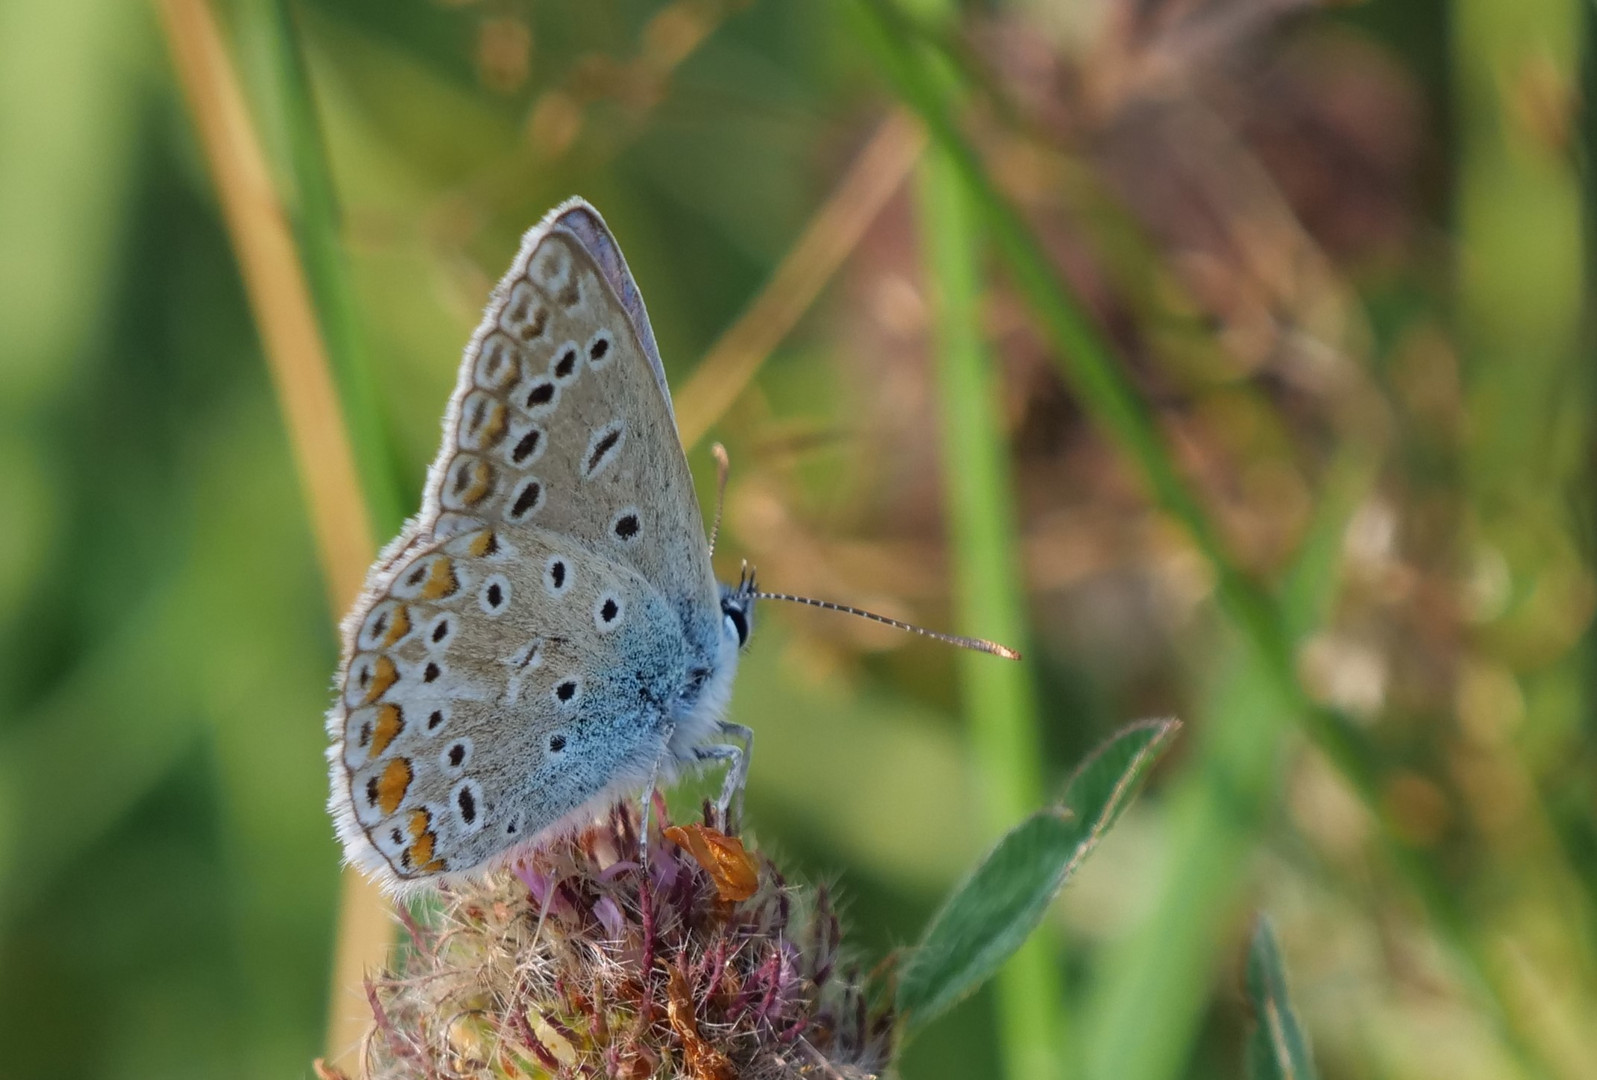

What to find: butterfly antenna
left=708, top=442, right=732, bottom=557
left=751, top=590, right=1021, bottom=660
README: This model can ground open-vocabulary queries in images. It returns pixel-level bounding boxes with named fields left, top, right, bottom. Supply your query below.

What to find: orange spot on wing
left=407, top=830, right=435, bottom=869
left=370, top=704, right=405, bottom=756
left=477, top=401, right=507, bottom=448
left=380, top=606, right=410, bottom=647
left=363, top=655, right=398, bottom=704
left=664, top=824, right=759, bottom=902
left=466, top=530, right=499, bottom=558
left=407, top=808, right=432, bottom=839
left=376, top=757, right=412, bottom=815
left=456, top=460, right=494, bottom=506
left=420, top=557, right=460, bottom=599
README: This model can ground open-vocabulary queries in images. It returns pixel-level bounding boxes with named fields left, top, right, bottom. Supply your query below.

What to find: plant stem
left=157, top=0, right=372, bottom=612
left=919, top=74, right=1066, bottom=1080
left=263, top=0, right=404, bottom=535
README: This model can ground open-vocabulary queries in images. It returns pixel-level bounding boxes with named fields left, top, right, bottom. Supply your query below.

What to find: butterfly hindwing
left=331, top=526, right=699, bottom=883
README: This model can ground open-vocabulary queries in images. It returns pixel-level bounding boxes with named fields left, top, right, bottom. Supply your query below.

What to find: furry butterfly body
left=326, top=200, right=752, bottom=893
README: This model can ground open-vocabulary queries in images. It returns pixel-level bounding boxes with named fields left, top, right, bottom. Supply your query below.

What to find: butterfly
left=326, top=199, right=1014, bottom=893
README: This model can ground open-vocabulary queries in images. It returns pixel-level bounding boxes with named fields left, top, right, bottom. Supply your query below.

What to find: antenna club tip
left=994, top=645, right=1023, bottom=661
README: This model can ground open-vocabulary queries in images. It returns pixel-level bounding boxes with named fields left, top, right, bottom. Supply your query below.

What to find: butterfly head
left=718, top=563, right=758, bottom=650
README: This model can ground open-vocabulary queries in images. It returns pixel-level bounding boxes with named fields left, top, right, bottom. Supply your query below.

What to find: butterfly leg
left=694, top=721, right=753, bottom=831
left=638, top=756, right=664, bottom=866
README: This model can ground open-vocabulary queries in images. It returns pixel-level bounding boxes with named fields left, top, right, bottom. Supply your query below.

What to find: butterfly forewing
left=425, top=213, right=717, bottom=625
left=327, top=200, right=724, bottom=889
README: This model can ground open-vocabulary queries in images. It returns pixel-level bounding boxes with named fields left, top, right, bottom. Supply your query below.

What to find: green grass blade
left=260, top=0, right=405, bottom=535
left=898, top=720, right=1181, bottom=1033
left=919, top=112, right=1064, bottom=1079
left=1245, top=918, right=1317, bottom=1080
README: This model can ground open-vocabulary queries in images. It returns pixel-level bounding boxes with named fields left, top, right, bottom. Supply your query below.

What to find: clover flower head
left=342, top=798, right=893, bottom=1079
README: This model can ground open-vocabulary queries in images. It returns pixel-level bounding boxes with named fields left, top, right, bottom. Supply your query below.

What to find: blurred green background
left=3, top=0, right=1595, bottom=1078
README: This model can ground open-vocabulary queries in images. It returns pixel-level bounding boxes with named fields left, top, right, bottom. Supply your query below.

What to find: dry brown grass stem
left=154, top=0, right=390, bottom=1073
left=674, top=110, right=925, bottom=447
left=156, top=0, right=372, bottom=611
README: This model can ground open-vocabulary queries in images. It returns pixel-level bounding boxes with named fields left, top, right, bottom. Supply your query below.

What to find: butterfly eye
left=724, top=608, right=750, bottom=647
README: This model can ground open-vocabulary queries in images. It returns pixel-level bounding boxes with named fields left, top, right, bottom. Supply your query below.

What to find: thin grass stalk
left=848, top=0, right=1356, bottom=771
left=153, top=2, right=391, bottom=1074
left=1562, top=0, right=1597, bottom=936
left=253, top=7, right=411, bottom=1059
left=851, top=0, right=1395, bottom=824
left=675, top=110, right=925, bottom=447
left=157, top=0, right=371, bottom=610
left=920, top=142, right=1065, bottom=1078
left=263, top=0, right=405, bottom=534
left=850, top=0, right=1564, bottom=1074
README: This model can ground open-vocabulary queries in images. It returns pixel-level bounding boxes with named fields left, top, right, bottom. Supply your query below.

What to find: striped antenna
left=711, top=448, right=1017, bottom=660
left=751, top=590, right=1021, bottom=660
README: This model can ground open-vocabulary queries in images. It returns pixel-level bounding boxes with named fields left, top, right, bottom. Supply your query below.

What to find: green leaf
left=1245, top=918, right=1318, bottom=1080
left=896, top=718, right=1180, bottom=1031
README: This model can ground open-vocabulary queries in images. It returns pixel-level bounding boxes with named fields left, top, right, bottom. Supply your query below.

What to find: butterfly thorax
left=662, top=589, right=744, bottom=766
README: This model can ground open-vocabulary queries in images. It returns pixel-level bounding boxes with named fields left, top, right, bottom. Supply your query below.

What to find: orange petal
left=665, top=966, right=736, bottom=1080
left=663, top=823, right=759, bottom=902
